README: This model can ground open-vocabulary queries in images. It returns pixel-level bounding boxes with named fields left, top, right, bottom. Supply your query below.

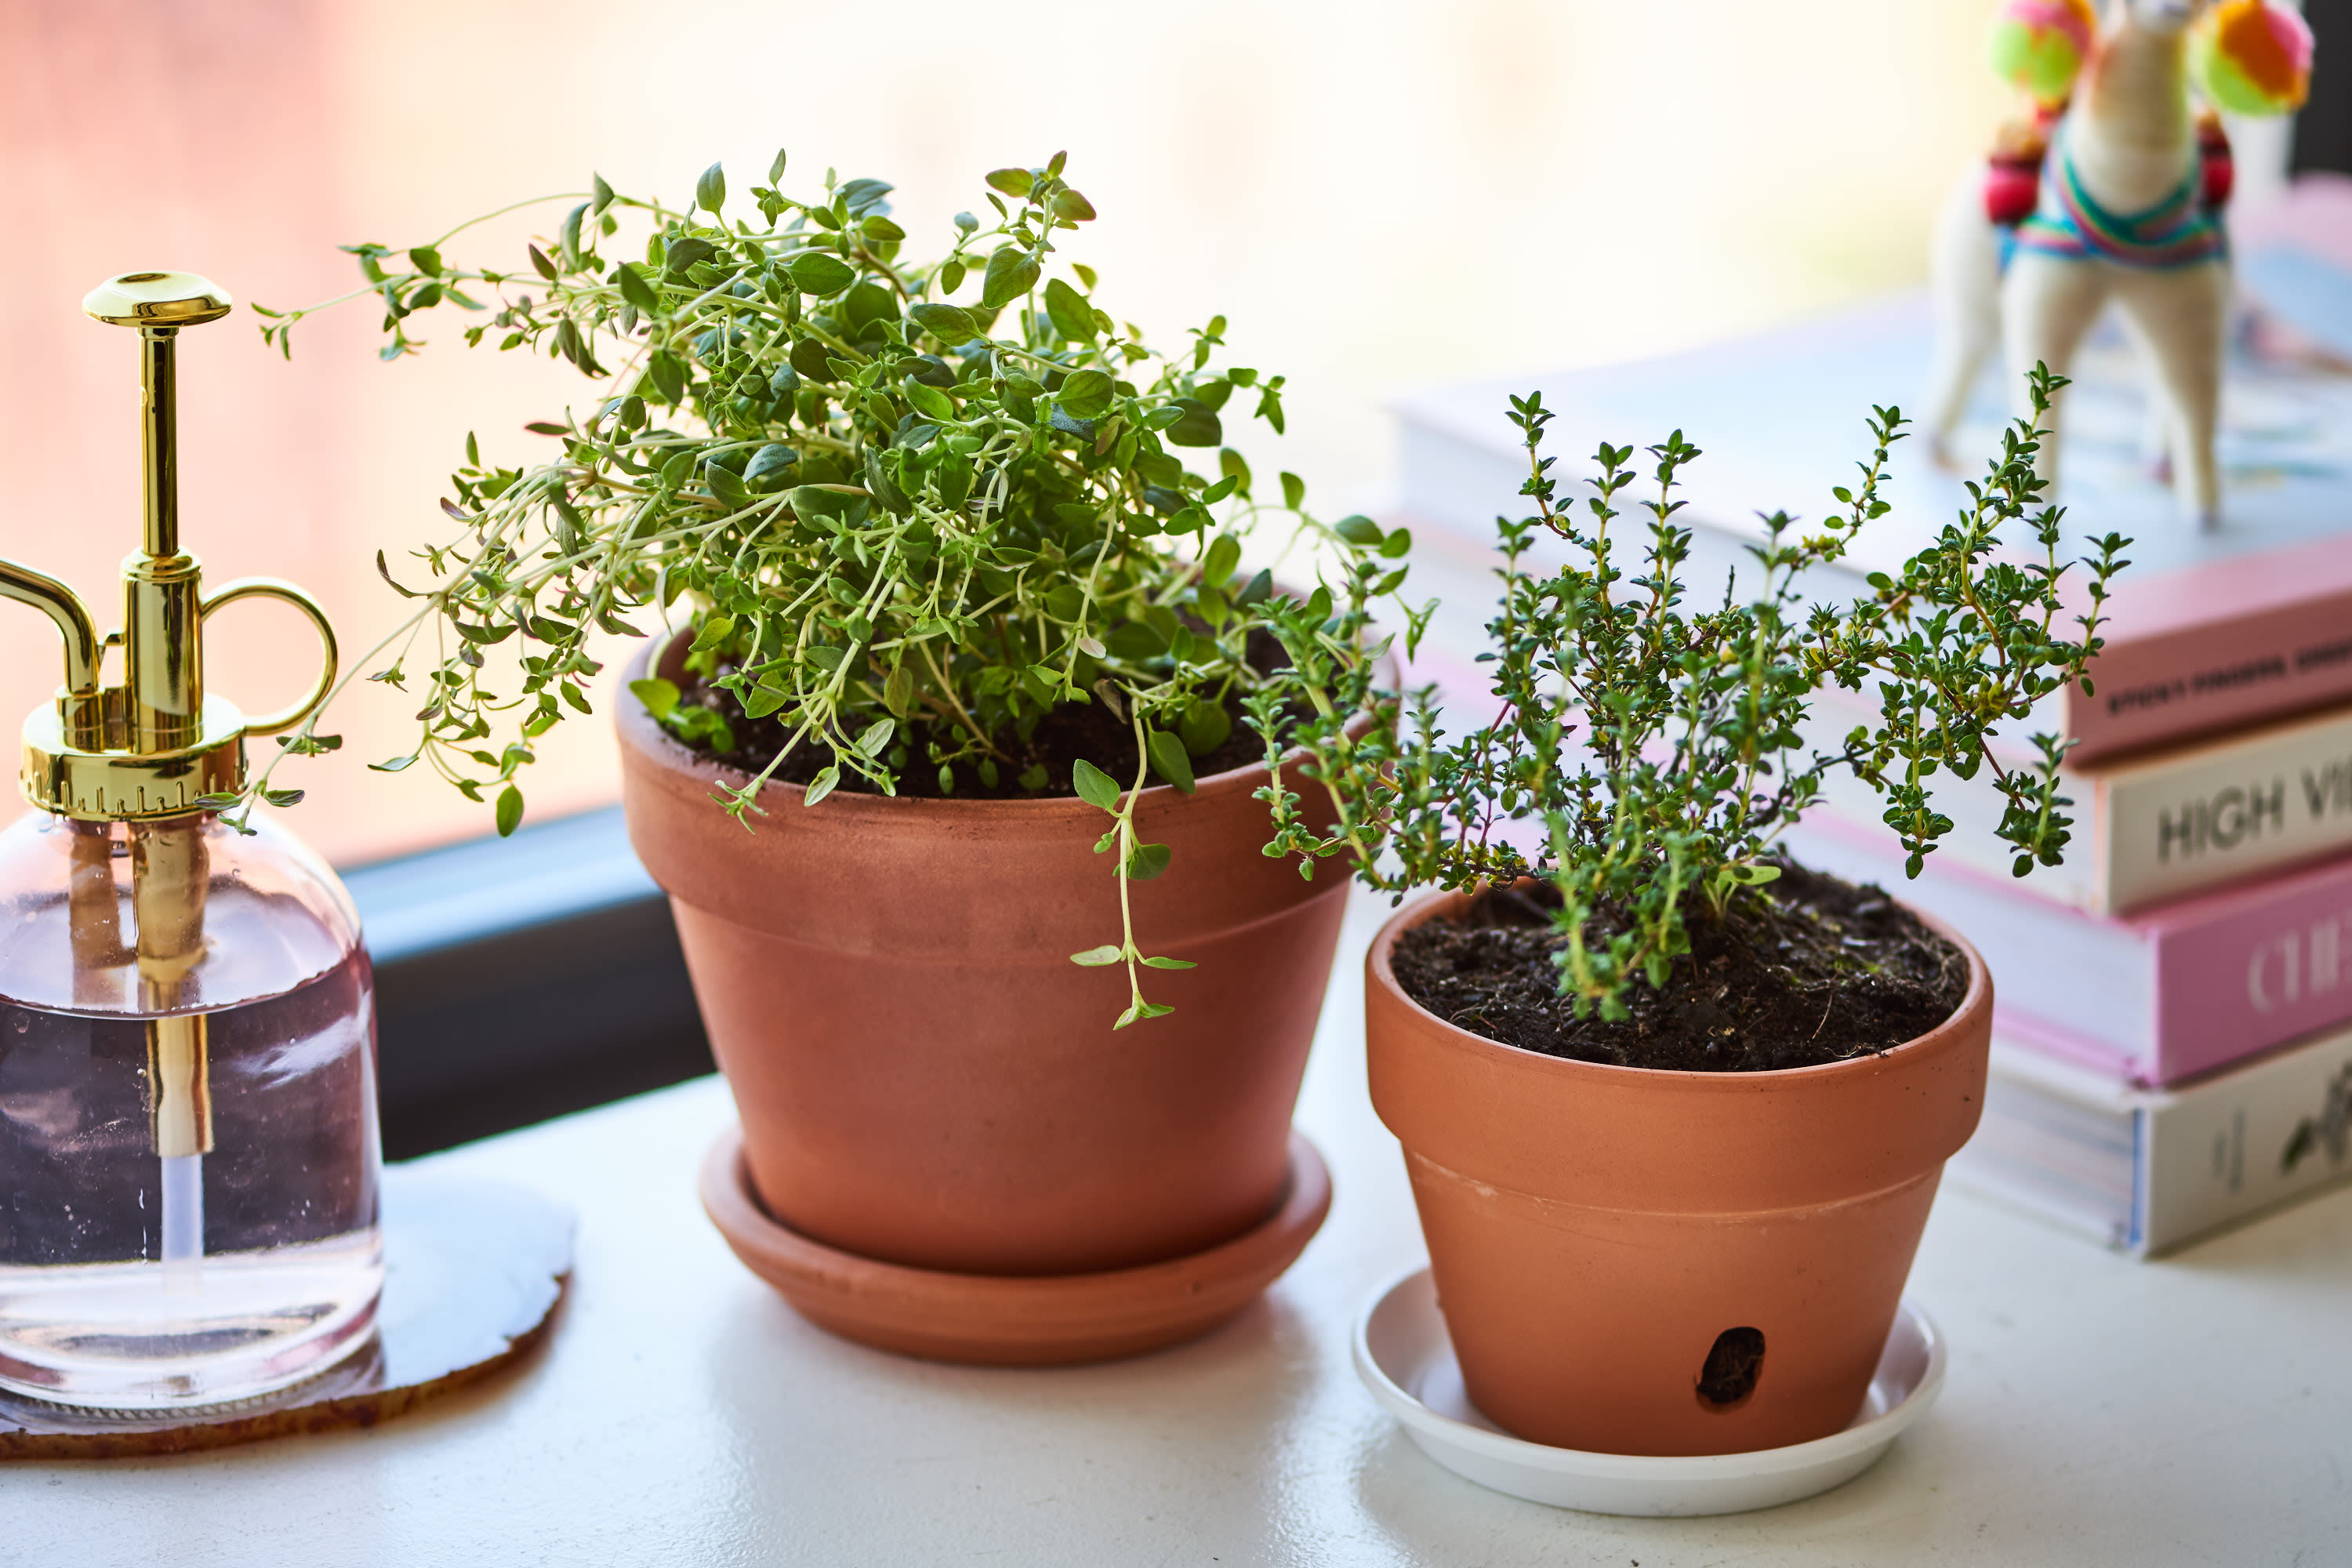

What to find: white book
left=1948, top=1029, right=2352, bottom=1257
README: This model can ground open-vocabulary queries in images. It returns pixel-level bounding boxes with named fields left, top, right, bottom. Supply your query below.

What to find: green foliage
left=256, top=153, right=1404, bottom=1023
left=1254, top=365, right=2126, bottom=1021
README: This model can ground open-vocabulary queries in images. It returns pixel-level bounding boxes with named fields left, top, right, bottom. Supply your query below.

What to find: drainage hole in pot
left=1695, top=1327, right=1766, bottom=1407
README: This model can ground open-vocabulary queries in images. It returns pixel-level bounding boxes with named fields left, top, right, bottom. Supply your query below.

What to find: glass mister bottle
left=0, top=273, right=380, bottom=1410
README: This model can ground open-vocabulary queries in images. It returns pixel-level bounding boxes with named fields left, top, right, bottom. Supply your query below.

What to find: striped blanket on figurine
left=2010, top=129, right=2227, bottom=271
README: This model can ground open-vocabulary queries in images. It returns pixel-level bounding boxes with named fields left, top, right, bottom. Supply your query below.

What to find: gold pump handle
left=84, top=270, right=234, bottom=751
left=81, top=272, right=234, bottom=330
left=84, top=271, right=231, bottom=562
left=199, top=579, right=339, bottom=736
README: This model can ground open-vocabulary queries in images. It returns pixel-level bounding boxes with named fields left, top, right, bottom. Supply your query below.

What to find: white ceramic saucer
left=1352, top=1267, right=1944, bottom=1517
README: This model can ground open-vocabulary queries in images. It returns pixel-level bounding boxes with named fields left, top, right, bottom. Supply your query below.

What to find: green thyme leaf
left=630, top=677, right=680, bottom=718
left=615, top=262, right=659, bottom=314
left=1163, top=398, right=1221, bottom=448
left=980, top=246, right=1040, bottom=310
left=1146, top=730, right=1195, bottom=793
left=1071, top=759, right=1121, bottom=814
left=785, top=252, right=855, bottom=296
left=1044, top=278, right=1095, bottom=343
left=906, top=301, right=978, bottom=345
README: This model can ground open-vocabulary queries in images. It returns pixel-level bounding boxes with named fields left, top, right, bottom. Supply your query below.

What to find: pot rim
left=1366, top=879, right=1991, bottom=1092
left=618, top=630, right=1393, bottom=821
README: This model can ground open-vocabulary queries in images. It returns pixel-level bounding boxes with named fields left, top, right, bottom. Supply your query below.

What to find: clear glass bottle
left=0, top=269, right=378, bottom=1409
left=0, top=811, right=381, bottom=1407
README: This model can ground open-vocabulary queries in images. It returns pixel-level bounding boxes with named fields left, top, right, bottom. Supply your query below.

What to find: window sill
left=343, top=807, right=711, bottom=1157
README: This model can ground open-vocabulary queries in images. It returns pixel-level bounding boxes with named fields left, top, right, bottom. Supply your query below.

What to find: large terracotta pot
left=619, top=637, right=1356, bottom=1278
left=1366, top=887, right=1991, bottom=1457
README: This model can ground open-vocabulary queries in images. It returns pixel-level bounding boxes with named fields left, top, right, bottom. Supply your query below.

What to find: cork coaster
left=0, top=1170, right=572, bottom=1459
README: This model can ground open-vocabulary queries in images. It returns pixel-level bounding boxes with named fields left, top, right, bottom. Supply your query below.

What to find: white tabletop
left=13, top=889, right=2350, bottom=1566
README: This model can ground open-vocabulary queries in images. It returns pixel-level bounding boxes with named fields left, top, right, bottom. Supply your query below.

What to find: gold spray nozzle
left=0, top=561, right=102, bottom=750
left=0, top=272, right=338, bottom=823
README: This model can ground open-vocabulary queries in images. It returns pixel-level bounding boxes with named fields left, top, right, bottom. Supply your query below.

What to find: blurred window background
left=0, top=0, right=2329, bottom=865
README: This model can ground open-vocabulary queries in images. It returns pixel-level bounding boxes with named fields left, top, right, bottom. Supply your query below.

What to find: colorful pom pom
left=1984, top=114, right=2051, bottom=226
left=2197, top=109, right=2236, bottom=209
left=1986, top=162, right=2043, bottom=227
left=2191, top=0, right=2314, bottom=118
left=1990, top=0, right=2099, bottom=108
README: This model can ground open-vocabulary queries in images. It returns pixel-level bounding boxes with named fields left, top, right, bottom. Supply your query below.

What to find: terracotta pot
left=1366, top=887, right=1991, bottom=1457
left=619, top=637, right=1359, bottom=1279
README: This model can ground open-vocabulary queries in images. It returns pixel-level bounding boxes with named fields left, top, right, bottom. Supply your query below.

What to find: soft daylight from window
left=4, top=0, right=2038, bottom=862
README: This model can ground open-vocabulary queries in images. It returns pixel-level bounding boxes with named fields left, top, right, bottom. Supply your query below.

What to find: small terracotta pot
left=1366, top=887, right=1990, bottom=1457
left=619, top=637, right=1360, bottom=1282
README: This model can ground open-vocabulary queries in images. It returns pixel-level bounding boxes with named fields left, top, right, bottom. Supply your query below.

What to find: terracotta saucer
left=699, top=1125, right=1330, bottom=1366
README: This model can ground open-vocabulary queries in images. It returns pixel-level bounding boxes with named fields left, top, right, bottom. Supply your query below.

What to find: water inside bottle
left=0, top=946, right=381, bottom=1408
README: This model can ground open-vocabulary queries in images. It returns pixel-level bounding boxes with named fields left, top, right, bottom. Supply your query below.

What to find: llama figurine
left=1926, top=0, right=2313, bottom=530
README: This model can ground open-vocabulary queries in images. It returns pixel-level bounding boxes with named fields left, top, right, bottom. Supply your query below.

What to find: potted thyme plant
left=259, top=153, right=1408, bottom=1362
left=1252, top=368, right=2124, bottom=1456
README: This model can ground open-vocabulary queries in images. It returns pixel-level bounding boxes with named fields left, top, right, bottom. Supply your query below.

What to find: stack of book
left=1392, top=209, right=2352, bottom=1254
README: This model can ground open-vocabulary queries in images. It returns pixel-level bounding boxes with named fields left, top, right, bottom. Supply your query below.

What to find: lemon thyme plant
left=1250, top=367, right=2128, bottom=1021
left=252, top=153, right=1416, bottom=1026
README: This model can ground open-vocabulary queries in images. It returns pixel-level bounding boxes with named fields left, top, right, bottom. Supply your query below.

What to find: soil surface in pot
left=1389, top=864, right=1967, bottom=1073
left=672, top=629, right=1297, bottom=799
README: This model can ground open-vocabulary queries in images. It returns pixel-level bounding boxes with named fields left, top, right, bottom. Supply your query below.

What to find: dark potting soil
left=673, top=628, right=1294, bottom=800
left=1388, top=863, right=1969, bottom=1073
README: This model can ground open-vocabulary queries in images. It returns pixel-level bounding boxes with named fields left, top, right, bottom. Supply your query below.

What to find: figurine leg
left=2001, top=252, right=2107, bottom=495
left=2114, top=314, right=2177, bottom=484
left=2143, top=398, right=2176, bottom=486
left=2116, top=260, right=2229, bottom=530
left=1925, top=172, right=2003, bottom=470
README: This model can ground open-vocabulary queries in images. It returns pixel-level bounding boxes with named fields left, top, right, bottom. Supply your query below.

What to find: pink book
left=1783, top=812, right=2352, bottom=1087
left=2060, top=531, right=2352, bottom=761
